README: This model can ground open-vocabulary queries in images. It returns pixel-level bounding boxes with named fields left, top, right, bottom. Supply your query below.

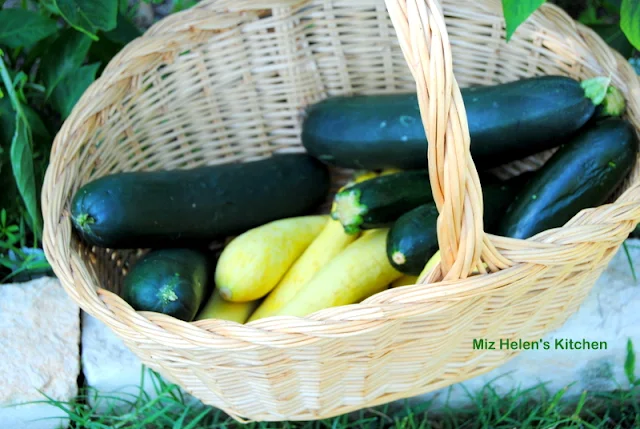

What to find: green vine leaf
left=9, top=117, right=41, bottom=239
left=502, top=0, right=547, bottom=41
left=590, top=23, right=635, bottom=58
left=621, top=0, right=640, bottom=50
left=0, top=9, right=58, bottom=49
left=50, top=63, right=100, bottom=119
left=40, top=29, right=92, bottom=99
left=54, top=0, right=118, bottom=39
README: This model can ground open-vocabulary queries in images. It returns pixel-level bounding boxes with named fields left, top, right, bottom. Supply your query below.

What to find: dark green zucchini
left=497, top=119, right=638, bottom=240
left=387, top=174, right=532, bottom=275
left=122, top=248, right=211, bottom=321
left=302, top=76, right=620, bottom=170
left=331, top=170, right=433, bottom=234
left=71, top=154, right=330, bottom=248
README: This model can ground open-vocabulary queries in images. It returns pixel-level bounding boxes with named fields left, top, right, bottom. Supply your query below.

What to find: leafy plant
left=0, top=0, right=142, bottom=282
left=503, top=0, right=639, bottom=59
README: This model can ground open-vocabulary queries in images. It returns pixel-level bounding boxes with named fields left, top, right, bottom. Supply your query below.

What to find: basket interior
left=62, top=0, right=636, bottom=298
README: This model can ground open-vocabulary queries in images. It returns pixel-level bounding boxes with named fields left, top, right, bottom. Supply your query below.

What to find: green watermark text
left=472, top=338, right=608, bottom=351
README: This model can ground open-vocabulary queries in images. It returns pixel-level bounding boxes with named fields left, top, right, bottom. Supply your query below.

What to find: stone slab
left=0, top=277, right=80, bottom=429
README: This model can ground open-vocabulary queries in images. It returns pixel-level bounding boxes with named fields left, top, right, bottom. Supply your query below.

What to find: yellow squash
left=350, top=170, right=379, bottom=184
left=248, top=218, right=358, bottom=321
left=216, top=215, right=328, bottom=302
left=380, top=168, right=403, bottom=176
left=274, top=228, right=403, bottom=318
left=250, top=171, right=379, bottom=321
left=196, top=289, right=259, bottom=324
left=391, top=275, right=418, bottom=288
left=418, top=250, right=441, bottom=280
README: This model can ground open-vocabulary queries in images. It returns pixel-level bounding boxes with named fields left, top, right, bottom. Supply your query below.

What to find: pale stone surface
left=0, top=277, right=80, bottom=429
left=81, top=312, right=198, bottom=412
left=412, top=239, right=640, bottom=409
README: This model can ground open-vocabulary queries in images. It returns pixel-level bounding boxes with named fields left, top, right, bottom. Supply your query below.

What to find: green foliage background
left=0, top=0, right=637, bottom=283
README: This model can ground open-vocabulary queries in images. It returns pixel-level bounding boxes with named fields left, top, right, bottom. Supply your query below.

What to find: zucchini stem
left=158, top=275, right=180, bottom=306
left=581, top=76, right=612, bottom=106
left=600, top=85, right=626, bottom=118
left=75, top=213, right=96, bottom=230
left=331, top=189, right=367, bottom=235
left=392, top=251, right=407, bottom=265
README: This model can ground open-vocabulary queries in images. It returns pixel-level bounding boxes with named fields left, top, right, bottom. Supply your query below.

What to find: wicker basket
left=42, top=0, right=640, bottom=422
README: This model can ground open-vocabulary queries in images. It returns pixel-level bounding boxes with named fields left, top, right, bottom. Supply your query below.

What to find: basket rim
left=41, top=0, right=640, bottom=345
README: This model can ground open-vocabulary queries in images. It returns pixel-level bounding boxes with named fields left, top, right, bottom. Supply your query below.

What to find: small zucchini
left=215, top=215, right=328, bottom=302
left=331, top=170, right=433, bottom=234
left=122, top=248, right=211, bottom=322
left=275, top=229, right=403, bottom=318
left=387, top=174, right=530, bottom=275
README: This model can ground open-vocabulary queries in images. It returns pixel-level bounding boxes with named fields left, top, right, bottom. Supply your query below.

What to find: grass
left=22, top=341, right=640, bottom=429
left=32, top=375, right=640, bottom=429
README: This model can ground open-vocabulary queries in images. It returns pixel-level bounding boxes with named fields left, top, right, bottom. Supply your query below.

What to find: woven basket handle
left=385, top=0, right=512, bottom=281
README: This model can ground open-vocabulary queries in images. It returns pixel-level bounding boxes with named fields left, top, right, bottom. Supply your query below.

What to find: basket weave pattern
left=42, top=0, right=640, bottom=421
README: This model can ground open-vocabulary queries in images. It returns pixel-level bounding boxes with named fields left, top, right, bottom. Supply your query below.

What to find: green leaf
left=603, top=0, right=623, bottom=13
left=40, top=29, right=92, bottom=98
left=54, top=0, right=118, bottom=38
left=590, top=23, right=635, bottom=58
left=621, top=0, right=640, bottom=50
left=0, top=9, right=58, bottom=49
left=104, top=14, right=142, bottom=45
left=624, top=338, right=637, bottom=386
left=502, top=0, right=547, bottom=41
left=0, top=94, right=20, bottom=218
left=10, top=117, right=41, bottom=238
left=25, top=31, right=61, bottom=70
left=38, top=0, right=61, bottom=16
left=579, top=4, right=601, bottom=25
left=172, top=0, right=199, bottom=13
left=50, top=63, right=100, bottom=119
left=23, top=108, right=51, bottom=141
left=88, top=14, right=141, bottom=68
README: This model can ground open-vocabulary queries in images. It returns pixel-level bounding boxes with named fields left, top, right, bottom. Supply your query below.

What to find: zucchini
left=497, top=119, right=638, bottom=240
left=215, top=216, right=328, bottom=302
left=122, top=248, right=210, bottom=321
left=196, top=289, right=259, bottom=323
left=71, top=154, right=331, bottom=249
left=331, top=170, right=433, bottom=234
left=275, top=229, right=402, bottom=318
left=387, top=174, right=531, bottom=275
left=302, top=76, right=618, bottom=170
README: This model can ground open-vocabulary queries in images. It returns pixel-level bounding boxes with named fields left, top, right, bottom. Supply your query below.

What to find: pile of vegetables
left=70, top=74, right=639, bottom=324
